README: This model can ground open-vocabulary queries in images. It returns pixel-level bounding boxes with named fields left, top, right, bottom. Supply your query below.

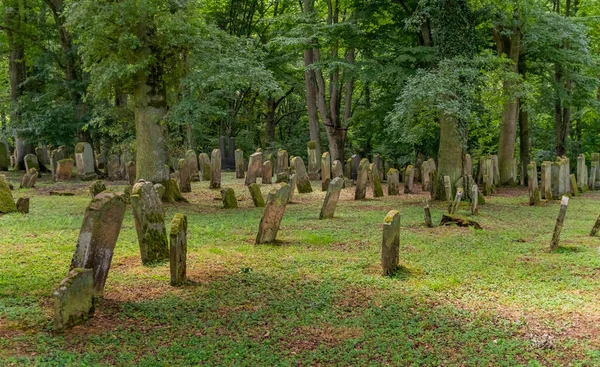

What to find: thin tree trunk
left=518, top=54, right=529, bottom=186
left=434, top=113, right=463, bottom=200
left=302, top=0, right=321, bottom=160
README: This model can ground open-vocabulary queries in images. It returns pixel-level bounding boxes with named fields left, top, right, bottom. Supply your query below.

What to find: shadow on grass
left=554, top=246, right=585, bottom=254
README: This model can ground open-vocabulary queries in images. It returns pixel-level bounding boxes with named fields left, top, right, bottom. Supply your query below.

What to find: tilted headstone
left=0, top=175, right=17, bottom=214
left=388, top=168, right=400, bottom=195
left=53, top=268, right=94, bottom=331
left=307, top=141, right=320, bottom=180
left=319, top=177, right=344, bottom=219
left=24, top=154, right=40, bottom=175
left=56, top=159, right=74, bottom=181
left=470, top=184, right=479, bottom=215
left=75, top=142, right=97, bottom=181
left=131, top=180, right=169, bottom=264
left=291, top=156, right=312, bottom=193
left=199, top=153, right=211, bottom=181
left=235, top=149, right=245, bottom=179
left=381, top=210, right=400, bottom=276
left=0, top=140, right=9, bottom=171
left=332, top=160, right=343, bottom=179
left=219, top=136, right=227, bottom=169
left=89, top=180, right=106, bottom=198
left=372, top=164, right=384, bottom=198
left=321, top=152, right=331, bottom=191
left=527, top=162, right=541, bottom=206
left=255, top=183, right=292, bottom=244
left=277, top=149, right=289, bottom=174
left=20, top=168, right=37, bottom=189
left=354, top=158, right=369, bottom=200
left=570, top=174, right=579, bottom=196
left=70, top=192, right=126, bottom=295
left=248, top=183, right=265, bottom=207
left=262, top=160, right=273, bottom=185
left=450, top=188, right=463, bottom=214
left=404, top=165, right=414, bottom=194
left=221, top=188, right=238, bottom=208
left=227, top=137, right=236, bottom=170
left=170, top=213, right=188, bottom=286
left=245, top=152, right=263, bottom=185
left=210, top=149, right=222, bottom=189
left=16, top=197, right=29, bottom=214
left=550, top=196, right=569, bottom=251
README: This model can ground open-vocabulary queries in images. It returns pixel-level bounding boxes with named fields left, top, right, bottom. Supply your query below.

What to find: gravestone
left=255, top=183, right=292, bottom=244
left=56, top=159, right=74, bottom=181
left=541, top=161, right=552, bottom=199
left=592, top=153, right=600, bottom=189
left=185, top=150, right=199, bottom=182
left=372, top=164, right=384, bottom=198
left=351, top=154, right=360, bottom=181
left=590, top=162, right=597, bottom=191
left=131, top=180, right=169, bottom=264
left=227, top=137, right=236, bottom=170
left=70, top=192, right=126, bottom=295
left=0, top=176, right=17, bottom=214
left=262, top=160, right=273, bottom=184
left=291, top=157, right=312, bottom=193
left=550, top=196, right=569, bottom=251
left=373, top=155, right=384, bottom=182
left=235, top=149, right=245, bottom=179
left=89, top=180, right=106, bottom=198
left=210, top=149, right=222, bottom=189
left=388, top=168, right=400, bottom=195
left=463, top=154, right=473, bottom=177
left=170, top=213, right=187, bottom=286
left=35, top=146, right=50, bottom=172
left=527, top=162, right=541, bottom=206
left=0, top=140, right=9, bottom=171
left=221, top=188, right=238, bottom=208
left=198, top=153, right=211, bottom=181
left=307, top=141, right=320, bottom=180
left=75, top=142, right=97, bottom=181
left=381, top=210, right=400, bottom=276
left=404, top=165, right=414, bottom=194
left=120, top=150, right=133, bottom=180
left=321, top=152, right=331, bottom=191
left=245, top=152, right=263, bottom=185
left=16, top=197, right=29, bottom=214
left=219, top=136, right=227, bottom=169
left=178, top=156, right=195, bottom=193
left=551, top=159, right=561, bottom=199
left=444, top=176, right=452, bottom=204
left=319, top=177, right=344, bottom=219
left=345, top=158, right=352, bottom=179
left=470, top=184, right=479, bottom=215
left=577, top=154, right=587, bottom=191
left=106, top=155, right=121, bottom=180
left=50, top=147, right=67, bottom=180
left=332, top=160, right=343, bottom=179
left=20, top=168, right=37, bottom=189
left=354, top=158, right=369, bottom=200
left=248, top=183, right=265, bottom=207
left=570, top=174, right=579, bottom=196
left=277, top=149, right=288, bottom=174
left=492, top=155, right=500, bottom=186
left=53, top=268, right=94, bottom=331
left=24, top=154, right=40, bottom=175
left=96, top=153, right=106, bottom=171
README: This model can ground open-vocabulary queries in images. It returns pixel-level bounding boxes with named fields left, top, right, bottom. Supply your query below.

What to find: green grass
left=1, top=171, right=600, bottom=366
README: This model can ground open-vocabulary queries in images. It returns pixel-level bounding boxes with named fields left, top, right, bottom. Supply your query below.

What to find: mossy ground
left=1, top=171, right=600, bottom=366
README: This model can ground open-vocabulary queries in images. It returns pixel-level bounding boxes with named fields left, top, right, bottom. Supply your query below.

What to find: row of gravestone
left=0, top=175, right=30, bottom=214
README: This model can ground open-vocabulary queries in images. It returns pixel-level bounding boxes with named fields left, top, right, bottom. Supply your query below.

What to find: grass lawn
left=1, top=171, right=600, bottom=366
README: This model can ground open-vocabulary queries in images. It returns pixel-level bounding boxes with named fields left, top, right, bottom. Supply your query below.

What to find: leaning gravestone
left=319, top=177, right=344, bottom=219
left=373, top=155, right=384, bottom=183
left=354, top=158, right=369, bottom=200
left=291, top=157, right=312, bottom=193
left=0, top=140, right=9, bottom=171
left=248, top=183, right=265, bottom=207
left=170, top=213, right=188, bottom=286
left=70, top=192, right=126, bottom=295
left=0, top=176, right=16, bottom=213
left=381, top=210, right=400, bottom=276
left=245, top=152, right=263, bottom=185
left=131, top=180, right=169, bottom=264
left=199, top=153, right=211, bottom=181
left=89, top=180, right=106, bottom=198
left=262, top=160, right=273, bottom=185
left=210, top=149, right=222, bottom=189
left=221, top=188, right=238, bottom=209
left=75, top=143, right=97, bottom=181
left=53, top=268, right=94, bottom=331
left=388, top=168, right=400, bottom=195
left=255, top=183, right=292, bottom=244
left=24, top=154, right=40, bottom=175
left=288, top=174, right=297, bottom=203
left=321, top=152, right=331, bottom=191
left=20, top=168, right=37, bottom=189
left=56, top=159, right=74, bottom=181
left=235, top=149, right=245, bottom=179
left=35, top=146, right=50, bottom=172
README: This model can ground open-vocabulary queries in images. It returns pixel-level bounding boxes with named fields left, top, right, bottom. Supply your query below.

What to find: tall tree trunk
left=518, top=54, right=529, bottom=186
left=265, top=97, right=276, bottom=145
left=434, top=113, right=463, bottom=200
left=302, top=0, right=321, bottom=160
left=554, top=64, right=569, bottom=157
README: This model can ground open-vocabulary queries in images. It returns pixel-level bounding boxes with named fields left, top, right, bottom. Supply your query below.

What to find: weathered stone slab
left=381, top=210, right=400, bottom=276
left=345, top=158, right=352, bottom=179
left=89, top=180, right=106, bottom=198
left=75, top=142, right=97, bottom=181
left=50, top=147, right=67, bottom=180
left=53, top=268, right=94, bottom=331
left=332, top=160, right=343, bottom=179
left=550, top=196, right=569, bottom=251
left=20, top=168, right=37, bottom=189
left=170, top=213, right=187, bottom=286
left=221, top=188, right=238, bottom=208
left=199, top=153, right=211, bottom=181
left=35, top=146, right=50, bottom=172
left=291, top=157, right=312, bottom=193
left=56, top=159, right=74, bottom=181
left=288, top=174, right=297, bottom=203
left=262, top=160, right=273, bottom=184
left=373, top=155, right=384, bottom=182
left=210, top=149, right=221, bottom=189
left=404, top=165, right=414, bottom=194
left=16, top=197, right=30, bottom=214
left=227, top=137, right=236, bottom=170
left=307, top=141, right=320, bottom=180
left=235, top=149, right=245, bottom=179
left=444, top=175, right=452, bottom=204
left=372, top=164, right=384, bottom=198
left=255, top=183, right=292, bottom=244
left=351, top=155, right=360, bottom=181
left=590, top=162, right=597, bottom=191
left=541, top=161, right=552, bottom=199
left=0, top=175, right=17, bottom=214
left=126, top=161, right=136, bottom=186
left=248, top=183, right=265, bottom=207
left=527, top=163, right=541, bottom=205
left=470, top=184, right=479, bottom=215
left=321, top=152, right=331, bottom=191
left=277, top=149, right=288, bottom=174
left=388, top=168, right=400, bottom=195
left=577, top=154, right=587, bottom=191
left=245, top=152, right=263, bottom=186
left=219, top=136, right=227, bottom=168
left=106, top=154, right=121, bottom=181
left=0, top=140, right=9, bottom=171
left=131, top=180, right=169, bottom=264
left=355, top=158, right=369, bottom=200
left=319, top=177, right=344, bottom=219
left=70, top=192, right=126, bottom=295
left=570, top=174, right=579, bottom=196
left=24, top=154, right=40, bottom=175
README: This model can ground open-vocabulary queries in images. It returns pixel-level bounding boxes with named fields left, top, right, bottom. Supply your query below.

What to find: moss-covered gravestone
left=319, top=177, right=344, bottom=219
left=248, top=183, right=265, bottom=207
left=53, top=268, right=95, bottom=331
left=20, top=168, right=37, bottom=189
left=262, top=160, right=273, bottom=185
left=354, top=158, right=369, bottom=200
left=50, top=147, right=67, bottom=180
left=255, top=183, right=292, bottom=244
left=24, top=154, right=40, bottom=176
left=178, top=158, right=192, bottom=193
left=89, top=180, right=106, bottom=198
left=332, top=160, right=343, bottom=179
left=170, top=213, right=187, bottom=286
left=404, top=165, right=414, bottom=194
left=35, top=146, right=50, bottom=172
left=131, top=181, right=169, bottom=264
left=0, top=176, right=17, bottom=214
left=291, top=157, right=312, bottom=193
left=0, top=140, right=9, bottom=171
left=277, top=149, right=288, bottom=174
left=388, top=168, right=400, bottom=195
left=382, top=210, right=400, bottom=276
left=321, top=153, right=331, bottom=191
left=16, top=197, right=30, bottom=214
left=220, top=188, right=238, bottom=209
left=527, top=163, right=542, bottom=205
left=199, top=153, right=211, bottom=181
left=56, top=159, right=74, bottom=181
left=210, top=149, right=221, bottom=189
left=185, top=150, right=199, bottom=182
left=70, top=192, right=126, bottom=295
left=288, top=174, right=297, bottom=203
left=75, top=142, right=97, bottom=181
left=235, top=149, right=245, bottom=179
left=372, top=164, right=384, bottom=198
left=245, top=152, right=263, bottom=186
left=307, top=141, right=320, bottom=180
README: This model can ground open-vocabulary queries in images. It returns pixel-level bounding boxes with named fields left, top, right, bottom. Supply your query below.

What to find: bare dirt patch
left=279, top=324, right=363, bottom=354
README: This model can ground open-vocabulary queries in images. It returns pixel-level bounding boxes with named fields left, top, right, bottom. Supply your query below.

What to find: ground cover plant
left=1, top=171, right=600, bottom=366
